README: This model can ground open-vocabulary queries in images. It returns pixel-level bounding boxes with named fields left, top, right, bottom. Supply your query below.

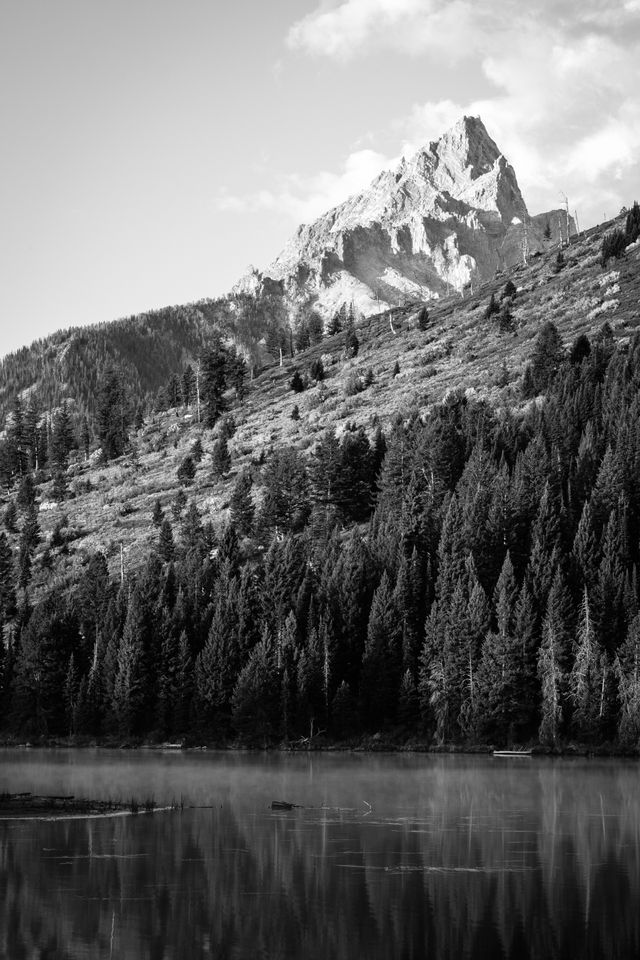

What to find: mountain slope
left=8, top=210, right=638, bottom=586
left=252, top=116, right=574, bottom=320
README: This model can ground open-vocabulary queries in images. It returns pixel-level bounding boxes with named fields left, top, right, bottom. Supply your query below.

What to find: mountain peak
left=253, top=116, right=570, bottom=322
left=430, top=115, right=501, bottom=173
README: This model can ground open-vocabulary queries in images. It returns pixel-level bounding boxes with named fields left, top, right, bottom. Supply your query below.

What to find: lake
left=0, top=750, right=638, bottom=959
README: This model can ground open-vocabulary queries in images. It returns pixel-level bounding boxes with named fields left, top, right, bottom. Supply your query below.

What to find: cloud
left=366, top=1, right=640, bottom=224
left=218, top=1, right=640, bottom=235
left=286, top=0, right=433, bottom=61
left=213, top=148, right=394, bottom=224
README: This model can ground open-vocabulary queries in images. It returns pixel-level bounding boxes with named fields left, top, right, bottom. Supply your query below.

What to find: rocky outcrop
left=240, top=116, right=574, bottom=322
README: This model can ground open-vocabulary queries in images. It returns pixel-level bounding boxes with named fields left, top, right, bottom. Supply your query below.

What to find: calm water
left=0, top=750, right=639, bottom=959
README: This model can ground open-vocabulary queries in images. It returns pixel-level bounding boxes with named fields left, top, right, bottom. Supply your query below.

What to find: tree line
left=2, top=317, right=640, bottom=748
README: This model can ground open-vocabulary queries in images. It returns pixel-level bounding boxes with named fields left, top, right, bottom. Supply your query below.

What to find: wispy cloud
left=213, top=148, right=394, bottom=224
left=283, top=0, right=640, bottom=225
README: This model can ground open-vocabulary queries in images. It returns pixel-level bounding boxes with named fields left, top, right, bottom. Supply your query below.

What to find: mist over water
left=1, top=750, right=639, bottom=959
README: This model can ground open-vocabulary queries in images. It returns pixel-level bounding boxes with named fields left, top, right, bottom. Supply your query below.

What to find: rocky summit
left=238, top=116, right=573, bottom=321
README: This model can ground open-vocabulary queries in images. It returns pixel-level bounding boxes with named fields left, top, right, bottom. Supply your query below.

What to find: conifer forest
left=1, top=212, right=640, bottom=753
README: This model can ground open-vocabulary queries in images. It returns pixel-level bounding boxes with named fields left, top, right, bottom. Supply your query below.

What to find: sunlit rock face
left=246, top=116, right=573, bottom=320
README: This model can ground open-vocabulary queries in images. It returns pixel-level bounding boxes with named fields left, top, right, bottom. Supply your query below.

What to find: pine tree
left=258, top=448, right=310, bottom=536
left=181, top=365, right=196, bottom=407
left=232, top=628, right=280, bottom=740
left=538, top=570, right=570, bottom=746
left=290, top=370, right=305, bottom=393
left=152, top=499, right=164, bottom=528
left=201, top=343, right=227, bottom=426
left=166, top=374, right=181, bottom=408
left=181, top=502, right=203, bottom=556
left=112, top=588, right=149, bottom=737
left=417, top=306, right=429, bottom=331
left=615, top=614, right=640, bottom=746
left=158, top=518, right=175, bottom=563
left=4, top=501, right=17, bottom=534
left=343, top=309, right=359, bottom=358
left=484, top=293, right=499, bottom=320
left=96, top=367, right=130, bottom=460
left=177, top=454, right=196, bottom=486
left=230, top=470, right=254, bottom=536
left=472, top=552, right=520, bottom=743
left=0, top=532, right=16, bottom=621
left=50, top=402, right=75, bottom=469
left=17, top=504, right=40, bottom=589
left=569, top=588, right=607, bottom=742
left=211, top=437, right=231, bottom=478
left=360, top=572, right=401, bottom=726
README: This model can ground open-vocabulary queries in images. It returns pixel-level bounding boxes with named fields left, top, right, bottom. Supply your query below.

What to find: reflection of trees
left=0, top=759, right=639, bottom=958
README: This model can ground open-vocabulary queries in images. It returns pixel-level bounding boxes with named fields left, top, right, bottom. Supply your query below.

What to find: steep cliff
left=249, top=116, right=573, bottom=320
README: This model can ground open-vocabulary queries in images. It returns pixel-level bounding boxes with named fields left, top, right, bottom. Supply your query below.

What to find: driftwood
left=0, top=792, right=173, bottom=817
left=271, top=800, right=302, bottom=811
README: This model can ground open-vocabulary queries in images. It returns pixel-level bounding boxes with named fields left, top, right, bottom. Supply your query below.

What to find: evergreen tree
left=258, top=448, right=310, bottom=535
left=112, top=592, right=148, bottom=738
left=569, top=588, right=607, bottom=742
left=50, top=402, right=75, bottom=469
left=17, top=504, right=40, bottom=589
left=158, top=519, right=175, bottom=563
left=211, top=437, right=231, bottom=478
left=525, top=322, right=564, bottom=396
left=177, top=454, right=196, bottom=486
left=191, top=437, right=204, bottom=463
left=290, top=370, right=305, bottom=393
left=615, top=614, right=640, bottom=746
left=152, top=499, right=164, bottom=528
left=201, top=342, right=227, bottom=426
left=417, top=306, right=429, bottom=331
left=4, top=501, right=17, bottom=534
left=538, top=570, right=570, bottom=746
left=232, top=629, right=280, bottom=740
left=0, top=532, right=16, bottom=621
left=360, top=572, right=401, bottom=726
left=181, top=365, right=196, bottom=407
left=343, top=309, right=359, bottom=358
left=96, top=367, right=130, bottom=460
left=230, top=470, right=254, bottom=536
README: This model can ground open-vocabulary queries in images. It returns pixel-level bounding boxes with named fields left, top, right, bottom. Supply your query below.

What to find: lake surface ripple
left=0, top=750, right=638, bottom=959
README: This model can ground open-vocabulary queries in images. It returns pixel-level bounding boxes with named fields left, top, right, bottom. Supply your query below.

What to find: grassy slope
left=7, top=214, right=640, bottom=590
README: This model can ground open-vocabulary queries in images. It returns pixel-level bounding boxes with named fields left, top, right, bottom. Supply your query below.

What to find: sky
left=1, top=0, right=639, bottom=356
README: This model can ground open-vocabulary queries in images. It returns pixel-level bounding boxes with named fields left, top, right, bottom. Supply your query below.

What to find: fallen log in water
left=0, top=792, right=180, bottom=818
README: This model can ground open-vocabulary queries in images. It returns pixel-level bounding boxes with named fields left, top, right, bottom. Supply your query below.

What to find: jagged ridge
left=247, top=116, right=573, bottom=321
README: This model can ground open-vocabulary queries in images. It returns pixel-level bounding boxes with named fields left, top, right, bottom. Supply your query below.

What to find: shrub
left=601, top=229, right=627, bottom=266
left=309, top=359, right=325, bottom=382
left=344, top=372, right=363, bottom=397
left=484, top=293, right=500, bottom=320
left=191, top=438, right=204, bottom=463
left=219, top=415, right=236, bottom=440
left=502, top=279, right=517, bottom=300
left=290, top=370, right=305, bottom=393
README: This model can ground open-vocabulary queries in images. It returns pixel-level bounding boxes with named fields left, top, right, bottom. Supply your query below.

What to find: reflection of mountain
left=0, top=757, right=639, bottom=958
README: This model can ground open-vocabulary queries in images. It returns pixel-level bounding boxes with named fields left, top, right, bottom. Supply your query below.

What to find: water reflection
left=0, top=751, right=639, bottom=959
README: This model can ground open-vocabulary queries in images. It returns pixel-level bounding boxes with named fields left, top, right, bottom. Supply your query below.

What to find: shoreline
left=1, top=735, right=638, bottom=760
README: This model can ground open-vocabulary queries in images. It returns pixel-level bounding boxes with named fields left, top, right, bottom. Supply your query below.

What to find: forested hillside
left=0, top=288, right=300, bottom=428
left=1, top=208, right=640, bottom=750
